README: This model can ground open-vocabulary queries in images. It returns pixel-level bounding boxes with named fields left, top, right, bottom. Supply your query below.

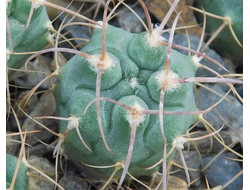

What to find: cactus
left=16, top=0, right=243, bottom=189
left=6, top=0, right=52, bottom=76
left=193, top=0, right=243, bottom=63
left=52, top=1, right=218, bottom=187
left=6, top=153, right=29, bottom=190
left=54, top=20, right=199, bottom=173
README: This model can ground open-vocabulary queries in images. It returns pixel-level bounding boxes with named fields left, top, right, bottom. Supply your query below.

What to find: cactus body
left=194, top=0, right=243, bottom=63
left=54, top=24, right=199, bottom=179
left=6, top=153, right=29, bottom=190
left=6, top=0, right=51, bottom=76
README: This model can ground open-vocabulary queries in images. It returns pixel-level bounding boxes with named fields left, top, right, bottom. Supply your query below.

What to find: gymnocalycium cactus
left=193, top=0, right=243, bottom=63
left=55, top=18, right=199, bottom=180
left=23, top=0, right=242, bottom=189
left=6, top=153, right=29, bottom=190
left=6, top=0, right=52, bottom=76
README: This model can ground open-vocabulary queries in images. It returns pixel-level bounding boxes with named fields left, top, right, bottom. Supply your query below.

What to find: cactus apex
left=128, top=78, right=139, bottom=89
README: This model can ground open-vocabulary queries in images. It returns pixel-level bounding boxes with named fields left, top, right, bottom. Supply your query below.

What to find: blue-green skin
left=195, top=0, right=243, bottom=63
left=6, top=0, right=51, bottom=76
left=54, top=25, right=199, bottom=179
left=6, top=153, right=29, bottom=190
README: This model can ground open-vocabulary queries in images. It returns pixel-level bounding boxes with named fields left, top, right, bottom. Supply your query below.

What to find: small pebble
left=59, top=175, right=90, bottom=190
left=201, top=152, right=243, bottom=190
left=28, top=155, right=56, bottom=190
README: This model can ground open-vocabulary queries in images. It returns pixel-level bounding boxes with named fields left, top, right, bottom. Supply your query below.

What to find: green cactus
left=54, top=21, right=200, bottom=185
left=194, top=0, right=243, bottom=63
left=6, top=0, right=52, bottom=76
left=6, top=153, right=29, bottom=190
left=10, top=0, right=242, bottom=189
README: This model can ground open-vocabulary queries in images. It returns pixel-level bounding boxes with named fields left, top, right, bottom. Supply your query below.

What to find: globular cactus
left=55, top=21, right=199, bottom=170
left=21, top=0, right=242, bottom=189
left=6, top=0, right=52, bottom=76
left=53, top=2, right=203, bottom=187
left=193, top=0, right=243, bottom=63
left=6, top=153, right=29, bottom=190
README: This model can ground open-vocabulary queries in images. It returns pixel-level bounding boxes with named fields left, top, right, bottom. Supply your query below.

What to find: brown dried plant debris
left=145, top=0, right=202, bottom=36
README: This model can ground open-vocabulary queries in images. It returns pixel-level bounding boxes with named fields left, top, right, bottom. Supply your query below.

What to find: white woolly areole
left=46, top=33, right=54, bottom=44
left=88, top=54, right=114, bottom=72
left=129, top=78, right=139, bottom=89
left=67, top=117, right=80, bottom=130
left=173, top=136, right=187, bottom=149
left=146, top=26, right=166, bottom=47
left=45, top=21, right=54, bottom=31
left=95, top=21, right=105, bottom=29
left=29, top=0, right=45, bottom=9
left=6, top=49, right=11, bottom=61
left=21, top=157, right=29, bottom=167
left=155, top=69, right=181, bottom=92
left=126, top=102, right=145, bottom=126
left=192, top=54, right=203, bottom=68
